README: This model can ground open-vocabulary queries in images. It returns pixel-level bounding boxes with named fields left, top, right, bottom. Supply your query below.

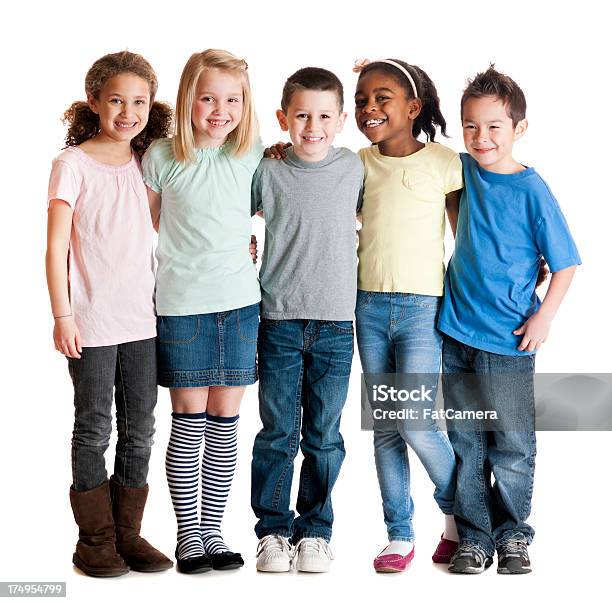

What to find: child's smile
left=354, top=70, right=422, bottom=156
left=114, top=120, right=138, bottom=131
left=363, top=117, right=387, bottom=130
left=88, top=73, right=150, bottom=144
left=277, top=89, right=346, bottom=162
left=191, top=69, right=244, bottom=148
left=462, top=95, right=527, bottom=174
left=207, top=119, right=231, bottom=127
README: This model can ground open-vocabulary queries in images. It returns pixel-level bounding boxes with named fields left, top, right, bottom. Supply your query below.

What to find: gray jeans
left=68, top=338, right=157, bottom=491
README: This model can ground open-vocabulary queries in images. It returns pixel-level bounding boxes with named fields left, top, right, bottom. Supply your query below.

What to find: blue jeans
left=68, top=338, right=157, bottom=492
left=251, top=319, right=353, bottom=542
left=356, top=291, right=456, bottom=541
left=442, top=334, right=536, bottom=555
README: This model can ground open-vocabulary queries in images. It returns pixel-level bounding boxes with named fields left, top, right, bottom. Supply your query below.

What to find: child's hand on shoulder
left=264, top=142, right=292, bottom=160
left=54, top=316, right=82, bottom=359
left=513, top=310, right=553, bottom=353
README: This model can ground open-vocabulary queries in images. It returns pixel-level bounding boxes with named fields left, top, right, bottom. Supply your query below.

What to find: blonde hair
left=173, top=49, right=258, bottom=162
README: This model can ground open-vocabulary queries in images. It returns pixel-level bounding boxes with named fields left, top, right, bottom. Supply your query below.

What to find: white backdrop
left=1, top=0, right=610, bottom=601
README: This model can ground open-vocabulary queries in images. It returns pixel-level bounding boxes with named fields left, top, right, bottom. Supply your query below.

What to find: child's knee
left=72, top=422, right=112, bottom=449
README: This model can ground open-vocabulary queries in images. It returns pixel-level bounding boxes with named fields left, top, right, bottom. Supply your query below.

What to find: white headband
left=353, top=58, right=419, bottom=99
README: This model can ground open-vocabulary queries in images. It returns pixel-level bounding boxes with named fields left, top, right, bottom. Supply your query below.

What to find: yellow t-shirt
left=357, top=142, right=463, bottom=296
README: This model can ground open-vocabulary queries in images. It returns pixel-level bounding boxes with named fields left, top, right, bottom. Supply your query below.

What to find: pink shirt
left=48, top=147, right=156, bottom=347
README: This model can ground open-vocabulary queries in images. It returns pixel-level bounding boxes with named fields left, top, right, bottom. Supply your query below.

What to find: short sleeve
left=357, top=147, right=367, bottom=170
left=534, top=189, right=581, bottom=272
left=443, top=151, right=463, bottom=194
left=251, top=164, right=264, bottom=216
left=248, top=138, right=265, bottom=170
left=48, top=159, right=80, bottom=208
left=237, top=137, right=264, bottom=177
left=141, top=140, right=166, bottom=193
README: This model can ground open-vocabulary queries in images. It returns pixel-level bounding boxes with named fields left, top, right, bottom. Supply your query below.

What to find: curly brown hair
left=62, top=51, right=173, bottom=156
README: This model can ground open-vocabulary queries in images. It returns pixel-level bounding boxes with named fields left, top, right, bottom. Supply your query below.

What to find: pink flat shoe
left=431, top=534, right=459, bottom=564
left=373, top=547, right=415, bottom=573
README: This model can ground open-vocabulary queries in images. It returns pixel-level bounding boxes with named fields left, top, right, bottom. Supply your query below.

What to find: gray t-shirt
left=251, top=147, right=364, bottom=321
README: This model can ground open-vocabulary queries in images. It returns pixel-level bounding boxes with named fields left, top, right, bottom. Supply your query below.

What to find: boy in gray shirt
left=251, top=67, right=363, bottom=573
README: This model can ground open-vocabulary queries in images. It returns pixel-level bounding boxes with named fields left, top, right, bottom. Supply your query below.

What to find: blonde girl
left=142, top=49, right=262, bottom=573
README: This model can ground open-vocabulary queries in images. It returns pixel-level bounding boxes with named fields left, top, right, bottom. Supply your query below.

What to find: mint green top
left=142, top=138, right=263, bottom=316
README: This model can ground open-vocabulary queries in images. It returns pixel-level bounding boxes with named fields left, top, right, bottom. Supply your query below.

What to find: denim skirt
left=157, top=303, right=259, bottom=388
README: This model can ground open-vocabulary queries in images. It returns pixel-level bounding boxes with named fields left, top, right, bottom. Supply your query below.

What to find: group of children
left=45, top=48, right=580, bottom=578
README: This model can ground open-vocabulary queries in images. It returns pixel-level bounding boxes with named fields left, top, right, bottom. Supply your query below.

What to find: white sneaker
left=293, top=537, right=334, bottom=573
left=255, top=535, right=293, bottom=572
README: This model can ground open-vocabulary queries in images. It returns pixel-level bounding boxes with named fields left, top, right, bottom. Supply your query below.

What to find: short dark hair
left=461, top=64, right=526, bottom=127
left=281, top=67, right=344, bottom=112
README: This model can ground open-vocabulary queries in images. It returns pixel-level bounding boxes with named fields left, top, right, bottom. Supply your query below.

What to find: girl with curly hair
left=45, top=50, right=173, bottom=578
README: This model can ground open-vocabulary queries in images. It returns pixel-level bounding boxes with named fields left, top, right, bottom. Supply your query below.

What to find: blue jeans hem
left=256, top=529, right=292, bottom=539
left=387, top=536, right=414, bottom=543
left=496, top=530, right=532, bottom=547
left=461, top=538, right=495, bottom=557
left=292, top=531, right=331, bottom=543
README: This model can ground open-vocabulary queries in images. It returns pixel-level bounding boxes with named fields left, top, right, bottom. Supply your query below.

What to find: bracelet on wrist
left=54, top=313, right=72, bottom=320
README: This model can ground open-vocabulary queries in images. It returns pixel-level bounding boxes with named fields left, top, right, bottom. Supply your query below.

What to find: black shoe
left=210, top=551, right=244, bottom=570
left=174, top=547, right=213, bottom=574
left=497, top=538, right=531, bottom=574
left=448, top=543, right=493, bottom=574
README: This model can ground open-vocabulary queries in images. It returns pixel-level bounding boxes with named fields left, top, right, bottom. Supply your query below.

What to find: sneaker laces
left=500, top=539, right=528, bottom=558
left=256, top=535, right=291, bottom=558
left=295, top=537, right=334, bottom=560
left=456, top=543, right=487, bottom=564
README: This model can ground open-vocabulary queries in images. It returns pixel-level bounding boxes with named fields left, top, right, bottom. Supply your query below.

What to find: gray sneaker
left=497, top=538, right=531, bottom=574
left=448, top=543, right=493, bottom=574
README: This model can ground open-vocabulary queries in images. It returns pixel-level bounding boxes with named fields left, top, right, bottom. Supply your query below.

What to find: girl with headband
left=353, top=58, right=462, bottom=573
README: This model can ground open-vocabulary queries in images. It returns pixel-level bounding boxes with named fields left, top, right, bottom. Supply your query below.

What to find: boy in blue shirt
left=438, top=66, right=580, bottom=574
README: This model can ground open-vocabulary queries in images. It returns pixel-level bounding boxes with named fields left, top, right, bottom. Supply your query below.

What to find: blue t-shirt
left=438, top=153, right=581, bottom=356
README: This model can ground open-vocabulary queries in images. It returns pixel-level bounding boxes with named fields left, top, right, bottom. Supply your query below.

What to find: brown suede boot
left=69, top=481, right=129, bottom=577
left=109, top=477, right=173, bottom=572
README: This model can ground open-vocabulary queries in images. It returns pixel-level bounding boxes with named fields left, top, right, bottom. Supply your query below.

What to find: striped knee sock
left=166, top=411, right=206, bottom=560
left=200, top=414, right=239, bottom=555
